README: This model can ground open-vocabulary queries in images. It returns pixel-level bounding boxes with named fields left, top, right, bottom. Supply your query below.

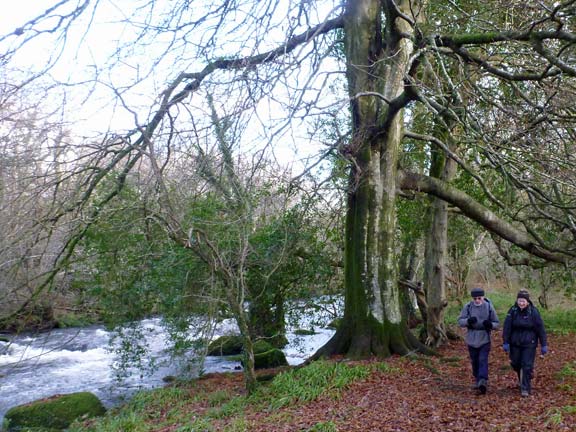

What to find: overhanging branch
left=398, top=170, right=572, bottom=264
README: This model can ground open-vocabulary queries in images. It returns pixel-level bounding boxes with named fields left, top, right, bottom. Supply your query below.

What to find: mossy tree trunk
left=222, top=275, right=257, bottom=394
left=314, top=0, right=429, bottom=359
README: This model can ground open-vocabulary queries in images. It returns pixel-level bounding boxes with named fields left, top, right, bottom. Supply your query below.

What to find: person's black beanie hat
left=471, top=287, right=485, bottom=297
left=517, top=290, right=530, bottom=300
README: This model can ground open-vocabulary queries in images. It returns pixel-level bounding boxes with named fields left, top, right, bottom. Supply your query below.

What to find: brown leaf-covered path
left=257, top=333, right=575, bottom=432
left=180, top=333, right=576, bottom=431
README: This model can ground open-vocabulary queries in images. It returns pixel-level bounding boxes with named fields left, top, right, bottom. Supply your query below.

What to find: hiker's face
left=517, top=298, right=528, bottom=309
left=472, top=296, right=484, bottom=305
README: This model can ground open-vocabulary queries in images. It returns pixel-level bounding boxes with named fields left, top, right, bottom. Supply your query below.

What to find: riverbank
left=0, top=303, right=101, bottom=335
left=0, top=316, right=335, bottom=424
left=69, top=332, right=576, bottom=431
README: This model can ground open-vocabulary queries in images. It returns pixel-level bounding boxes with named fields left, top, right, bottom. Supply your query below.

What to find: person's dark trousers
left=510, top=345, right=536, bottom=393
left=468, top=342, right=491, bottom=384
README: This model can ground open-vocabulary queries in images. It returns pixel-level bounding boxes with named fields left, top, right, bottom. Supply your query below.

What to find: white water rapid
left=0, top=315, right=335, bottom=422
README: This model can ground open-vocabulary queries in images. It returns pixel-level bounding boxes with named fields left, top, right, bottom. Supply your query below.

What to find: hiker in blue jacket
left=502, top=289, right=548, bottom=397
left=458, top=287, right=500, bottom=394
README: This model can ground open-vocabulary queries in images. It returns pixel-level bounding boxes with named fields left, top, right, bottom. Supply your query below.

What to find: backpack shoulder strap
left=485, top=298, right=494, bottom=321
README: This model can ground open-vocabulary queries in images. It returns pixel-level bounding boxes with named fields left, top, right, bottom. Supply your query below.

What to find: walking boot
left=478, top=378, right=487, bottom=395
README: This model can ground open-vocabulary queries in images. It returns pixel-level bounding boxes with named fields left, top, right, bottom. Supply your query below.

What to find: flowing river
left=0, top=316, right=335, bottom=422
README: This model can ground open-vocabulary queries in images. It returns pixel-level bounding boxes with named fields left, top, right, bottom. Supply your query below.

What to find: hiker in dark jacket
left=502, top=289, right=548, bottom=397
left=458, top=287, right=500, bottom=394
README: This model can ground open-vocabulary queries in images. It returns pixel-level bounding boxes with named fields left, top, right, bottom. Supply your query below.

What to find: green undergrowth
left=68, top=360, right=377, bottom=431
left=545, top=405, right=576, bottom=427
left=259, top=360, right=370, bottom=410
left=558, top=361, right=576, bottom=379
left=539, top=309, right=576, bottom=334
left=305, top=420, right=338, bottom=432
left=555, top=361, right=576, bottom=394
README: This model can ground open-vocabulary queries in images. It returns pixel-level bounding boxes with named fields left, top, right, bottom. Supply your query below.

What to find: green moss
left=239, top=347, right=288, bottom=369
left=293, top=328, right=316, bottom=336
left=55, top=313, right=97, bottom=328
left=254, top=349, right=288, bottom=369
left=207, top=335, right=244, bottom=356
left=207, top=337, right=276, bottom=359
left=252, top=339, right=274, bottom=354
left=3, top=392, right=106, bottom=431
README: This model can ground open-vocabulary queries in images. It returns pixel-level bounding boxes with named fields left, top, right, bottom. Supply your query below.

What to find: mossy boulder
left=0, top=303, right=57, bottom=333
left=254, top=349, right=288, bottom=369
left=223, top=339, right=287, bottom=369
left=293, top=328, right=316, bottom=336
left=253, top=339, right=275, bottom=354
left=267, top=333, right=289, bottom=348
left=208, top=337, right=276, bottom=357
left=3, top=392, right=106, bottom=431
left=54, top=312, right=96, bottom=329
left=207, top=335, right=244, bottom=356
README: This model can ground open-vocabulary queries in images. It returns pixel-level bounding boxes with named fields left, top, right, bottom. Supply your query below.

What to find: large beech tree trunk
left=314, top=0, right=429, bottom=359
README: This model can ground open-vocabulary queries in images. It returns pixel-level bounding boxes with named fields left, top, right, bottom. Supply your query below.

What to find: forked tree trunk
left=314, top=0, right=429, bottom=359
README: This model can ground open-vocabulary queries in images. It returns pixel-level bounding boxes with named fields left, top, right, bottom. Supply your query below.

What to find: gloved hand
left=467, top=316, right=477, bottom=327
left=541, top=345, right=548, bottom=355
left=483, top=319, right=493, bottom=330
left=502, top=343, right=510, bottom=353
